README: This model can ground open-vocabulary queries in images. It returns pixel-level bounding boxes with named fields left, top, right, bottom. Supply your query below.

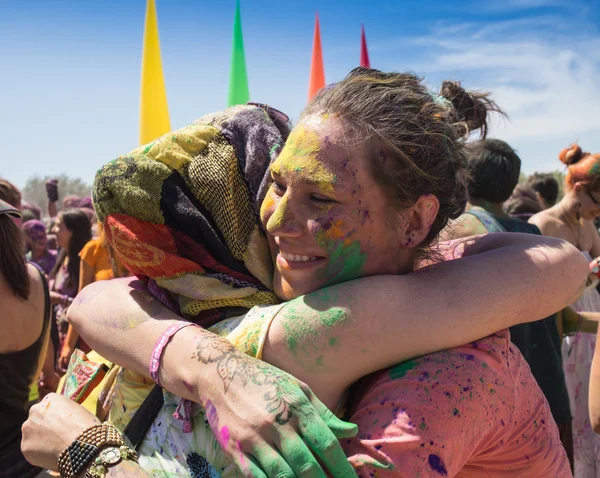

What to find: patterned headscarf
left=93, top=105, right=287, bottom=327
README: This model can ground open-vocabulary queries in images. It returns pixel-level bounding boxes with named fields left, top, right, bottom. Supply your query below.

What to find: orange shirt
left=79, top=238, right=113, bottom=282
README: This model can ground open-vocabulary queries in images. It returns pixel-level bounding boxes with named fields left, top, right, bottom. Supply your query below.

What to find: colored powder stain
left=316, top=222, right=367, bottom=286
left=461, top=353, right=475, bottom=361
left=420, top=421, right=427, bottom=430
left=267, top=195, right=289, bottom=231
left=319, top=307, right=346, bottom=328
left=315, top=355, right=324, bottom=366
left=259, top=193, right=276, bottom=222
left=453, top=408, right=460, bottom=417
left=390, top=360, right=418, bottom=380
left=270, top=124, right=336, bottom=193
left=428, top=454, right=448, bottom=476
left=220, top=426, right=230, bottom=448
left=329, top=337, right=337, bottom=346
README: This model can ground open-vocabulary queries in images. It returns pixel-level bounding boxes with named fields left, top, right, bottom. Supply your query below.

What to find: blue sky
left=1, top=0, right=599, bottom=191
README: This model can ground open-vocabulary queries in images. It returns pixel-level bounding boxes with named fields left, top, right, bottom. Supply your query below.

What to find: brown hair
left=0, top=178, right=22, bottom=209
left=49, top=209, right=92, bottom=286
left=559, top=144, right=600, bottom=192
left=301, top=67, right=504, bottom=247
left=0, top=215, right=30, bottom=299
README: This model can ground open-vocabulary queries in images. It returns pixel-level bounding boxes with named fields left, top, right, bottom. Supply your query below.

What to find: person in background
left=504, top=184, right=544, bottom=221
left=48, top=209, right=92, bottom=370
left=0, top=177, right=22, bottom=211
left=0, top=199, right=54, bottom=478
left=22, top=220, right=57, bottom=276
left=45, top=178, right=85, bottom=219
left=444, top=138, right=574, bottom=469
left=20, top=201, right=42, bottom=222
left=527, top=172, right=560, bottom=209
left=530, top=144, right=600, bottom=477
left=58, top=224, right=128, bottom=369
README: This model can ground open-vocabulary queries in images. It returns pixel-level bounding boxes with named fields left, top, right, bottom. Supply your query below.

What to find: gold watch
left=85, top=445, right=138, bottom=478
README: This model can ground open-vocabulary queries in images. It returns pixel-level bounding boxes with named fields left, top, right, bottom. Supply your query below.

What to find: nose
left=266, top=194, right=303, bottom=238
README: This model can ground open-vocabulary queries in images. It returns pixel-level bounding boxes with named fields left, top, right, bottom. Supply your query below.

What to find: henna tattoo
left=191, top=333, right=295, bottom=425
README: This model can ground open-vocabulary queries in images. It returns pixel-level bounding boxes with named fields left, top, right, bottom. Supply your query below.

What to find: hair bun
left=559, top=144, right=585, bottom=166
left=440, top=81, right=504, bottom=139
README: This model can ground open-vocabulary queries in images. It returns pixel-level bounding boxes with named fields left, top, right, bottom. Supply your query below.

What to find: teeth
left=281, top=251, right=319, bottom=263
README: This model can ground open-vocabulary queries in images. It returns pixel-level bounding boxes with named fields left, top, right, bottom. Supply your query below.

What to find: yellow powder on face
left=266, top=194, right=289, bottom=231
left=260, top=193, right=276, bottom=223
left=270, top=125, right=336, bottom=193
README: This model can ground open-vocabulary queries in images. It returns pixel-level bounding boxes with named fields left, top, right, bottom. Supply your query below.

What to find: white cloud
left=385, top=14, right=600, bottom=172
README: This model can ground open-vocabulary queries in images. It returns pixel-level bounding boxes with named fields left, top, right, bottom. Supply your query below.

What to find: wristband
left=150, top=321, right=197, bottom=386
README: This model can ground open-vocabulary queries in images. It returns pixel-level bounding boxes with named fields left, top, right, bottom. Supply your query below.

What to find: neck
left=555, top=193, right=580, bottom=223
left=468, top=199, right=507, bottom=218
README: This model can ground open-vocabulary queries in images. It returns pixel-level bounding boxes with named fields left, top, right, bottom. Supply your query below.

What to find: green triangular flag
left=227, top=0, right=249, bottom=106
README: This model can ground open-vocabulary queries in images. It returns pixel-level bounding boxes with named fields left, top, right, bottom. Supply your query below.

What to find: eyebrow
left=271, top=170, right=336, bottom=188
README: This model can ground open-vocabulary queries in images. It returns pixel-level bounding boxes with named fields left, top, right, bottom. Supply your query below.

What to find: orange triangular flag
left=308, top=13, right=325, bottom=101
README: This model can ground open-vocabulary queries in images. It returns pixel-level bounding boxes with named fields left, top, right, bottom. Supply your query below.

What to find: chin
left=273, top=275, right=319, bottom=301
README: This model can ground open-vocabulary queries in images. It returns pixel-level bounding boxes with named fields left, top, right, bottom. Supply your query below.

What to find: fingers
left=276, top=432, right=326, bottom=478
left=310, top=397, right=358, bottom=439
left=252, top=445, right=298, bottom=478
left=300, top=425, right=355, bottom=478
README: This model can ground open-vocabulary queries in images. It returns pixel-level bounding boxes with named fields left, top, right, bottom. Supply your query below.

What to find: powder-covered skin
left=270, top=124, right=337, bottom=194
left=261, top=114, right=409, bottom=302
left=342, top=330, right=572, bottom=477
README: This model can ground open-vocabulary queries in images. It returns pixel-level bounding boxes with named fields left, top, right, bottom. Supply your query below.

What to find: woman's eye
left=272, top=182, right=286, bottom=196
left=311, top=194, right=336, bottom=203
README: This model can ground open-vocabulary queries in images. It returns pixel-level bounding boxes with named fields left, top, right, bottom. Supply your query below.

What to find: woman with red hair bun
left=530, top=144, right=600, bottom=477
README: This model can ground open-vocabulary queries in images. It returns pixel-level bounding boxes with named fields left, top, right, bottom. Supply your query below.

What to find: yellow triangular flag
left=139, top=0, right=170, bottom=145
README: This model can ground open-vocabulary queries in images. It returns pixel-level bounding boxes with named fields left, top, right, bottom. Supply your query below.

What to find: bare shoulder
left=529, top=210, right=562, bottom=236
left=0, top=264, right=46, bottom=353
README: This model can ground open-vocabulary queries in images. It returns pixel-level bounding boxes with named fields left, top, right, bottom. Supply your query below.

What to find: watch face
left=100, top=447, right=122, bottom=465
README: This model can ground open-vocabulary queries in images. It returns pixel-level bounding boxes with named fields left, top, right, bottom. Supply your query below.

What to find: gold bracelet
left=57, top=423, right=134, bottom=478
left=85, top=445, right=138, bottom=478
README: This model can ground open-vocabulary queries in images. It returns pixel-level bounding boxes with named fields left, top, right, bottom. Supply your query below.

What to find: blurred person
left=22, top=220, right=57, bottom=276
left=0, top=177, right=22, bottom=210
left=527, top=172, right=560, bottom=208
left=48, top=209, right=92, bottom=368
left=0, top=199, right=54, bottom=478
left=530, top=144, right=600, bottom=477
left=20, top=201, right=41, bottom=222
left=58, top=225, right=128, bottom=369
left=504, top=184, right=544, bottom=221
left=445, top=138, right=574, bottom=468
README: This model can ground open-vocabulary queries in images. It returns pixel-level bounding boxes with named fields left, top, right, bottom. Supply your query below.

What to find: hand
left=59, top=345, right=75, bottom=371
left=191, top=338, right=358, bottom=478
left=45, top=179, right=59, bottom=202
left=21, top=393, right=100, bottom=471
left=38, top=371, right=61, bottom=397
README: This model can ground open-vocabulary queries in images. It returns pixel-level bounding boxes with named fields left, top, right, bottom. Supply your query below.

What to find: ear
left=399, top=195, right=440, bottom=248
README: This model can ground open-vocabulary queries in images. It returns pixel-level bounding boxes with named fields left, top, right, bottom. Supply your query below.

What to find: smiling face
left=260, top=115, right=413, bottom=301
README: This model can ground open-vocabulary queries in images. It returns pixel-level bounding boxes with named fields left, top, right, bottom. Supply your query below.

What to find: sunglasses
left=589, top=191, right=600, bottom=207
left=247, top=102, right=290, bottom=128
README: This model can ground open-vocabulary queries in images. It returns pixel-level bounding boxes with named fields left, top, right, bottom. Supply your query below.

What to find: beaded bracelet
left=149, top=321, right=197, bottom=386
left=57, top=423, right=135, bottom=478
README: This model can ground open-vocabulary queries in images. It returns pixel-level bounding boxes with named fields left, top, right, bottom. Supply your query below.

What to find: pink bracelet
left=150, top=321, right=197, bottom=386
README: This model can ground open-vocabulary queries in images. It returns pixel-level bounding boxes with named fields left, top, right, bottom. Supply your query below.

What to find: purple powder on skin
left=428, top=454, right=448, bottom=476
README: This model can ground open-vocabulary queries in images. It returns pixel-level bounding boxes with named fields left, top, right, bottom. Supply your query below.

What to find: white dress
left=563, top=251, right=600, bottom=477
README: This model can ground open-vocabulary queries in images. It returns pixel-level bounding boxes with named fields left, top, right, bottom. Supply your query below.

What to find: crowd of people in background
left=1, top=67, right=600, bottom=478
